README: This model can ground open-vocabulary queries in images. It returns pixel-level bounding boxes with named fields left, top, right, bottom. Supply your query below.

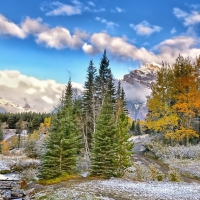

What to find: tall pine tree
left=39, top=79, right=81, bottom=179
left=83, top=60, right=97, bottom=149
left=95, top=50, right=116, bottom=111
left=90, top=95, right=117, bottom=178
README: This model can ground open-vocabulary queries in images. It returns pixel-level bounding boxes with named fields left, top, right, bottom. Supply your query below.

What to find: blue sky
left=1, top=0, right=200, bottom=84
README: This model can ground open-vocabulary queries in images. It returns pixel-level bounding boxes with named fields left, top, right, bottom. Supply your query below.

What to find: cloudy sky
left=0, top=0, right=200, bottom=112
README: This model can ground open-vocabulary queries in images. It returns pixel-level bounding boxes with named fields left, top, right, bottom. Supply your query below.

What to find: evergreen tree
left=7, top=114, right=16, bottom=129
left=130, top=120, right=135, bottom=134
left=115, top=111, right=134, bottom=176
left=90, top=96, right=117, bottom=178
left=95, top=50, right=115, bottom=110
left=39, top=79, right=81, bottom=180
left=83, top=60, right=97, bottom=148
left=135, top=120, right=142, bottom=135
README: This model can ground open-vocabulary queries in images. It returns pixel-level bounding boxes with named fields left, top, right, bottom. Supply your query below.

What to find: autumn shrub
left=124, top=163, right=151, bottom=181
left=167, top=168, right=182, bottom=182
left=1, top=140, right=9, bottom=155
left=149, top=164, right=164, bottom=181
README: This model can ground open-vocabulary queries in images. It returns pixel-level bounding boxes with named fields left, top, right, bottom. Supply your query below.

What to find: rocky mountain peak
left=0, top=96, right=35, bottom=113
left=123, top=62, right=160, bottom=88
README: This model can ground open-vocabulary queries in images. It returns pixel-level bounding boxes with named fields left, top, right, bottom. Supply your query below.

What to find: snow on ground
left=168, top=159, right=200, bottom=178
left=3, top=129, right=16, bottom=141
left=34, top=178, right=200, bottom=200
left=72, top=179, right=200, bottom=200
left=0, top=173, right=20, bottom=180
left=128, top=134, right=150, bottom=144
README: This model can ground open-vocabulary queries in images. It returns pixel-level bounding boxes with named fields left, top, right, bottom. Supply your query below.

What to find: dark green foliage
left=39, top=79, right=81, bottom=180
left=83, top=60, right=97, bottom=148
left=0, top=112, right=50, bottom=133
left=115, top=111, right=134, bottom=176
left=135, top=120, right=142, bottom=135
left=130, top=120, right=135, bottom=133
left=7, top=115, right=16, bottom=129
left=95, top=50, right=115, bottom=108
left=90, top=97, right=118, bottom=178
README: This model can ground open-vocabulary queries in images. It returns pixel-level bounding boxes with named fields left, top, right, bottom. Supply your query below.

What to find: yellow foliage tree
left=146, top=55, right=200, bottom=145
left=30, top=130, right=39, bottom=140
left=2, top=140, right=9, bottom=155
left=44, top=117, right=51, bottom=128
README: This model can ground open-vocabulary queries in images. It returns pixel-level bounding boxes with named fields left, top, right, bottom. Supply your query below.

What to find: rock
left=139, top=145, right=146, bottom=152
left=0, top=180, right=27, bottom=199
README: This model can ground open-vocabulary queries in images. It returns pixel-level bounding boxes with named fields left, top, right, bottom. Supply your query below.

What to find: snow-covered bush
left=21, top=168, right=38, bottom=182
left=144, top=141, right=200, bottom=161
left=169, top=160, right=200, bottom=179
left=76, top=152, right=90, bottom=175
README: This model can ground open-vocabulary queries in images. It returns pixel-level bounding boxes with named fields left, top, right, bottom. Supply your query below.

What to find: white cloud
left=173, top=8, right=188, bottom=18
left=46, top=1, right=82, bottom=16
left=21, top=17, right=48, bottom=34
left=170, top=27, right=176, bottom=34
left=190, top=4, right=200, bottom=10
left=116, top=7, right=123, bottom=13
left=26, top=88, right=37, bottom=94
left=83, top=32, right=200, bottom=65
left=42, top=96, right=54, bottom=104
left=88, top=1, right=95, bottom=7
left=84, top=7, right=105, bottom=12
left=130, top=21, right=162, bottom=36
left=0, top=14, right=26, bottom=38
left=173, top=8, right=200, bottom=26
left=0, top=70, right=83, bottom=112
left=95, top=17, right=119, bottom=28
left=36, top=28, right=88, bottom=49
left=82, top=32, right=159, bottom=63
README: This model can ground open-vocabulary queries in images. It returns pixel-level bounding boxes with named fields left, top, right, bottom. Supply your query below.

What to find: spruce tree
left=135, top=120, right=142, bottom=135
left=39, top=79, right=81, bottom=180
left=90, top=96, right=117, bottom=178
left=95, top=50, right=115, bottom=109
left=83, top=60, right=97, bottom=148
left=115, top=111, right=134, bottom=176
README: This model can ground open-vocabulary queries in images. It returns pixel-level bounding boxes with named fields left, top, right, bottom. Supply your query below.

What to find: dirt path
left=133, top=142, right=200, bottom=183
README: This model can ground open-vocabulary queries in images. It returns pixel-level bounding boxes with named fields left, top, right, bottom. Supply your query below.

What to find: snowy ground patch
left=33, top=178, right=200, bottom=200
left=73, top=179, right=200, bottom=200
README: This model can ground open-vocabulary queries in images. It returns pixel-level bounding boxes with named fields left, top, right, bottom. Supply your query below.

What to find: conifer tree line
left=0, top=112, right=51, bottom=133
left=39, top=50, right=134, bottom=179
left=145, top=55, right=200, bottom=145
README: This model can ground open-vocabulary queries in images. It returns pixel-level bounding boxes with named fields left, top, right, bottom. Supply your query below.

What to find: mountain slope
left=0, top=96, right=34, bottom=113
left=122, top=62, right=160, bottom=119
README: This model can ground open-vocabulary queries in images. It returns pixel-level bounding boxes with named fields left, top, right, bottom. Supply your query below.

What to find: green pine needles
left=39, top=50, right=134, bottom=180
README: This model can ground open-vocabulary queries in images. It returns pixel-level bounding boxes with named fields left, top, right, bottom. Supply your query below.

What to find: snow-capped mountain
left=122, top=62, right=160, bottom=119
left=0, top=96, right=34, bottom=113
left=123, top=62, right=161, bottom=88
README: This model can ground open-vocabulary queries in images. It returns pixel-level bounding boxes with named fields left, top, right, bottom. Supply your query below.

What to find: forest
left=1, top=52, right=200, bottom=186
